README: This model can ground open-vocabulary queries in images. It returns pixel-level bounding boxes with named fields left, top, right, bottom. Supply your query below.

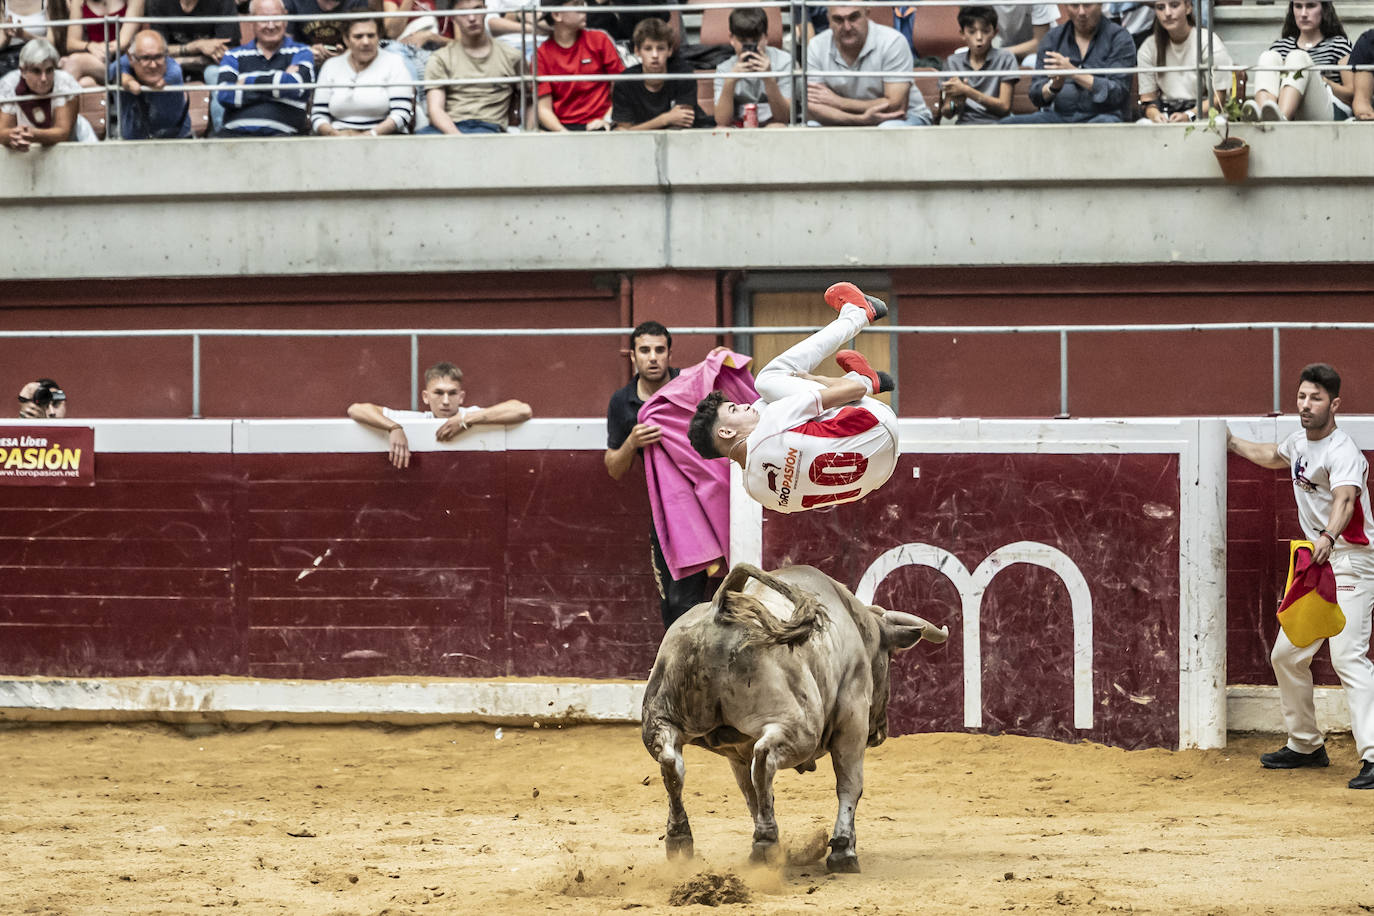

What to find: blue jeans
left=1002, top=109, right=1124, bottom=124
left=417, top=119, right=505, bottom=134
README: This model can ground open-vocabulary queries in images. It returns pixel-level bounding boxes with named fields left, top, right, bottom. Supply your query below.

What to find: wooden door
left=748, top=291, right=894, bottom=406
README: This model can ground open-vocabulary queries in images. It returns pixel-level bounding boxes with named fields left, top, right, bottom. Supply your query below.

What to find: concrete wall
left=3, top=123, right=1373, bottom=280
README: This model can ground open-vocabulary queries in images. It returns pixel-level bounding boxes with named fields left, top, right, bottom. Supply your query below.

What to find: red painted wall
left=0, top=451, right=662, bottom=680
left=6, top=265, right=1374, bottom=420
left=763, top=453, right=1183, bottom=750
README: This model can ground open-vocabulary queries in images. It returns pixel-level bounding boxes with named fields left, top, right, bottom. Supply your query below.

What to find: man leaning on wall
left=348, top=361, right=531, bottom=469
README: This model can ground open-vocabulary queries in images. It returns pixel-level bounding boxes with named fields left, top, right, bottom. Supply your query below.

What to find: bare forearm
left=1226, top=433, right=1286, bottom=469
left=604, top=442, right=636, bottom=480
left=348, top=402, right=401, bottom=432
left=467, top=400, right=532, bottom=426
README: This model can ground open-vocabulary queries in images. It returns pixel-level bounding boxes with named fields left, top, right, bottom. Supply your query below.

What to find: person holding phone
left=284, top=0, right=369, bottom=66
left=1003, top=2, right=1136, bottom=123
left=713, top=6, right=791, bottom=127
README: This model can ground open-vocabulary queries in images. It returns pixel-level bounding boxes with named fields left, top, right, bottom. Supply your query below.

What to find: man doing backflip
left=687, top=281, right=899, bottom=514
left=1228, top=363, right=1374, bottom=790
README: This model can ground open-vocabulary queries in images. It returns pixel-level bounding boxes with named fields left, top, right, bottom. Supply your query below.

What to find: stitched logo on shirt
left=1294, top=457, right=1317, bottom=493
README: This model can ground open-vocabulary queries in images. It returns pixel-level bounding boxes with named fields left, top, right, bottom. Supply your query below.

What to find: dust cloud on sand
left=3, top=722, right=1371, bottom=914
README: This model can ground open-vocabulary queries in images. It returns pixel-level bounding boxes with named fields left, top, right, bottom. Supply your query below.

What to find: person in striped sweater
left=215, top=0, right=314, bottom=136
left=1244, top=0, right=1355, bottom=121
left=311, top=16, right=413, bottom=135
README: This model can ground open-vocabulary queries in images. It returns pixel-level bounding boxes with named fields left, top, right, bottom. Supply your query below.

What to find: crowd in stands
left=2, top=0, right=1373, bottom=147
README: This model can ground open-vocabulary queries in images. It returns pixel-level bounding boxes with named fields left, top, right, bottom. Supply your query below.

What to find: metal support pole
left=1272, top=327, right=1281, bottom=415
left=191, top=333, right=202, bottom=418
left=1059, top=329, right=1069, bottom=418
left=410, top=334, right=420, bottom=410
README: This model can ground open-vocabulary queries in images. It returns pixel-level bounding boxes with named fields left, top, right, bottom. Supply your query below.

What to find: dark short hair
left=632, top=16, right=675, bottom=48
left=631, top=320, right=671, bottom=349
left=956, top=5, right=997, bottom=30
left=688, top=391, right=728, bottom=459
left=344, top=15, right=385, bottom=38
left=1299, top=363, right=1341, bottom=398
left=728, top=7, right=768, bottom=40
left=424, top=362, right=464, bottom=385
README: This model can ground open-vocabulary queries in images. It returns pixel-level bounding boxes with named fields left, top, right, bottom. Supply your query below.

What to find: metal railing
left=4, top=320, right=1372, bottom=417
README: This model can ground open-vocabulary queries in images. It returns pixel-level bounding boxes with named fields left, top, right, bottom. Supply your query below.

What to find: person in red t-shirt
left=535, top=0, right=622, bottom=130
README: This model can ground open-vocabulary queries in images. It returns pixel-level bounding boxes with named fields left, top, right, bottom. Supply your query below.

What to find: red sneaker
left=824, top=282, right=888, bottom=322
left=835, top=350, right=893, bottom=394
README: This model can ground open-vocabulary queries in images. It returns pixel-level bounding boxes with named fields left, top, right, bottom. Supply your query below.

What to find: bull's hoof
left=825, top=850, right=860, bottom=873
left=749, top=841, right=783, bottom=866
left=666, top=834, right=694, bottom=860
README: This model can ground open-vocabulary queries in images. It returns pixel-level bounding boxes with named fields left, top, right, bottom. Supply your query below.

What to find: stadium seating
left=186, top=83, right=212, bottom=137
left=80, top=91, right=107, bottom=141
left=694, top=0, right=783, bottom=47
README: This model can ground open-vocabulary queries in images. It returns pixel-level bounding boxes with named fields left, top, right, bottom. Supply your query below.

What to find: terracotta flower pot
left=1213, top=137, right=1249, bottom=183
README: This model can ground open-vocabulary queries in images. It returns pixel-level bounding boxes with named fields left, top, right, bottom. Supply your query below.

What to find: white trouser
left=1271, top=547, right=1374, bottom=762
left=1253, top=49, right=1336, bottom=122
left=754, top=304, right=873, bottom=403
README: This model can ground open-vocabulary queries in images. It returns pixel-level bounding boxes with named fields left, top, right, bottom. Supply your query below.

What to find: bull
left=640, top=562, right=947, bottom=873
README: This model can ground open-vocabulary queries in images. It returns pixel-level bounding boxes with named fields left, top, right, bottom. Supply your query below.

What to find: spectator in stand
left=380, top=0, right=450, bottom=115
left=1003, top=2, right=1135, bottom=123
left=585, top=0, right=669, bottom=51
left=422, top=0, right=524, bottom=134
left=1105, top=1, right=1154, bottom=49
left=347, top=362, right=532, bottom=470
left=284, top=0, right=368, bottom=68
left=1, top=0, right=57, bottom=75
left=17, top=378, right=67, bottom=418
left=713, top=7, right=791, bottom=127
left=992, top=1, right=1057, bottom=66
left=484, top=0, right=548, bottom=53
left=311, top=15, right=413, bottom=135
left=60, top=0, right=143, bottom=86
left=1352, top=27, right=1372, bottom=119
left=146, top=0, right=237, bottom=81
left=1245, top=0, right=1353, bottom=121
left=1136, top=0, right=1232, bottom=123
left=1, top=38, right=98, bottom=148
left=940, top=6, right=1018, bottom=123
left=216, top=0, right=314, bottom=136
left=804, top=4, right=932, bottom=126
left=535, top=0, right=621, bottom=132
left=612, top=17, right=707, bottom=130
left=112, top=29, right=191, bottom=138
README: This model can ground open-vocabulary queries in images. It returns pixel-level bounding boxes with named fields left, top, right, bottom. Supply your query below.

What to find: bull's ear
left=880, top=610, right=949, bottom=651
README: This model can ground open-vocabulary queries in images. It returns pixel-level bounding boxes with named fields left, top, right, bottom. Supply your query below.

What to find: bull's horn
left=883, top=610, right=949, bottom=644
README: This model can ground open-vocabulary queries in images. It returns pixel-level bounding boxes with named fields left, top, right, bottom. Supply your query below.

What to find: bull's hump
left=739, top=579, right=800, bottom=623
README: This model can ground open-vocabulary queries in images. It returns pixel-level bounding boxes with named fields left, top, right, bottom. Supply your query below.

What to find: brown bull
left=640, top=563, right=948, bottom=873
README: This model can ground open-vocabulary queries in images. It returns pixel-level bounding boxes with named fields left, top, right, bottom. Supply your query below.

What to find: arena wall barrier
left=1, top=416, right=1367, bottom=749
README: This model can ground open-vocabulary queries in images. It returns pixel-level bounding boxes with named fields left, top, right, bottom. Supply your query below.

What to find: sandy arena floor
left=3, top=722, right=1371, bottom=915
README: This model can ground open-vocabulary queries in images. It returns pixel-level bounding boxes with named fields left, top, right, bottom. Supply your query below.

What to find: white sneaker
left=1241, top=99, right=1261, bottom=121
left=1260, top=99, right=1285, bottom=122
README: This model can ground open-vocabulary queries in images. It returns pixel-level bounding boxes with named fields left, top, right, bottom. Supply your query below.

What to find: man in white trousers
left=687, top=281, right=900, bottom=514
left=1228, top=362, right=1374, bottom=790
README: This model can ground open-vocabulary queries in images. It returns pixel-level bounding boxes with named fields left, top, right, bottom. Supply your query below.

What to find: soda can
left=743, top=103, right=758, bottom=128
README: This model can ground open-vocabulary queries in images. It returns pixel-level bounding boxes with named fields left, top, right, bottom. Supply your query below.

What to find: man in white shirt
left=348, top=361, right=532, bottom=468
left=688, top=282, right=900, bottom=514
left=804, top=5, right=932, bottom=126
left=1228, top=363, right=1374, bottom=790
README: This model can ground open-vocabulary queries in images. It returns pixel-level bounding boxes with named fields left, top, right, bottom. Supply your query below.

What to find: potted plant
left=1191, top=82, right=1257, bottom=183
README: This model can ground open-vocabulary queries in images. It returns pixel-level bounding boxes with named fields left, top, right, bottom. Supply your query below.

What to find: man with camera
left=713, top=7, right=792, bottom=127
left=17, top=379, right=67, bottom=419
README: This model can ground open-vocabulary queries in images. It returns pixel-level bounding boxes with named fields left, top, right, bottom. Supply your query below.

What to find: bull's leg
left=728, top=755, right=760, bottom=820
left=748, top=724, right=794, bottom=866
left=651, top=724, right=693, bottom=859
left=825, top=711, right=868, bottom=874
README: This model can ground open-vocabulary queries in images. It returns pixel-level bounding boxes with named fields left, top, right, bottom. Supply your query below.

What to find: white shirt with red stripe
left=1277, top=427, right=1374, bottom=552
left=742, top=391, right=899, bottom=514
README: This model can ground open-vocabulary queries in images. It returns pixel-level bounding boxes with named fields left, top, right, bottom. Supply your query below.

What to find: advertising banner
left=0, top=426, right=95, bottom=486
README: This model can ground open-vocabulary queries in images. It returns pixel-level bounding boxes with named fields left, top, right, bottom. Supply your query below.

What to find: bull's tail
left=711, top=563, right=824, bottom=648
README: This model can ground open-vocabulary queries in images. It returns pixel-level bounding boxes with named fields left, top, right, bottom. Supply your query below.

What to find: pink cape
left=638, top=350, right=759, bottom=580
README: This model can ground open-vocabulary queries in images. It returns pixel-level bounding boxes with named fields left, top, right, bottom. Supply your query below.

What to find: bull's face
left=867, top=609, right=950, bottom=746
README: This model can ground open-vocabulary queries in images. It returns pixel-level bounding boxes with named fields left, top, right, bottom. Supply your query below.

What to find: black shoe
left=1349, top=760, right=1374, bottom=789
left=1260, top=745, right=1329, bottom=769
